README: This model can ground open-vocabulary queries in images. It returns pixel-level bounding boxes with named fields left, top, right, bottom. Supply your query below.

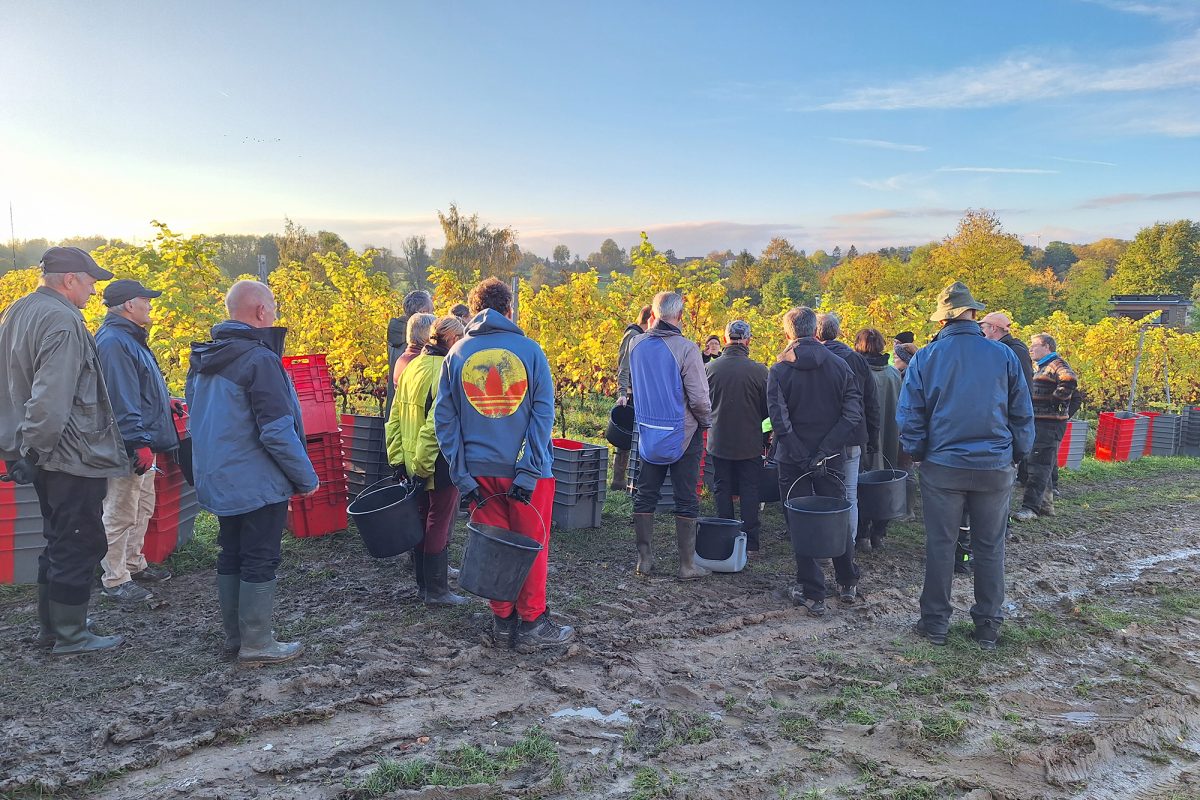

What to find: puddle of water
left=1100, top=548, right=1200, bottom=587
left=1058, top=711, right=1099, bottom=726
left=550, top=706, right=632, bottom=725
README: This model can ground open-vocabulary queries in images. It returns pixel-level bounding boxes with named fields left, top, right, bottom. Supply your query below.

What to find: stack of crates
left=627, top=429, right=674, bottom=508
left=341, top=413, right=389, bottom=499
left=1056, top=419, right=1088, bottom=470
left=0, top=464, right=45, bottom=584
left=144, top=453, right=200, bottom=563
left=1139, top=411, right=1182, bottom=457
left=1095, top=411, right=1149, bottom=462
left=1181, top=406, right=1200, bottom=457
left=283, top=354, right=347, bottom=537
left=551, top=438, right=608, bottom=529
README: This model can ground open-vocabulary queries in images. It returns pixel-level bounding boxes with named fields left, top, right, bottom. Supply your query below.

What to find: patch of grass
left=629, top=710, right=719, bottom=756
left=1013, top=726, right=1043, bottom=745
left=1158, top=590, right=1200, bottom=618
left=276, top=612, right=339, bottom=640
left=1002, top=711, right=1023, bottom=723
left=779, top=713, right=819, bottom=743
left=991, top=732, right=1020, bottom=766
left=630, top=767, right=668, bottom=800
left=1073, top=678, right=1095, bottom=699
left=167, top=511, right=219, bottom=574
left=1076, top=602, right=1137, bottom=631
left=919, top=711, right=967, bottom=741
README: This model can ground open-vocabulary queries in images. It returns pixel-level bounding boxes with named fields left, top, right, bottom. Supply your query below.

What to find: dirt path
left=2, top=460, right=1199, bottom=799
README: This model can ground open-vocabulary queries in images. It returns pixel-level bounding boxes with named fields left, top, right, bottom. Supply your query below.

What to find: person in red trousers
left=435, top=278, right=574, bottom=653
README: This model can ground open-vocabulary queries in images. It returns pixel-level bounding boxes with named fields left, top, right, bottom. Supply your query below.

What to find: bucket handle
left=468, top=492, right=550, bottom=541
left=358, top=474, right=415, bottom=499
left=784, top=454, right=847, bottom=502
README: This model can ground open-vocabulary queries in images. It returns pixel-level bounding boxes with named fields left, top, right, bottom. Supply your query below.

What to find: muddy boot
left=217, top=573, right=241, bottom=657
left=237, top=579, right=303, bottom=665
left=514, top=610, right=575, bottom=653
left=489, top=611, right=518, bottom=649
left=901, top=475, right=918, bottom=522
left=675, top=516, right=710, bottom=580
left=35, top=583, right=54, bottom=649
left=423, top=549, right=468, bottom=606
left=634, top=512, right=656, bottom=576
left=954, top=523, right=973, bottom=575
left=412, top=549, right=428, bottom=601
left=49, top=600, right=123, bottom=656
left=1036, top=489, right=1056, bottom=517
left=611, top=449, right=630, bottom=491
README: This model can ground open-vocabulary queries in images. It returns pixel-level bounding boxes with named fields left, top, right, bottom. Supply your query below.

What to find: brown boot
left=612, top=449, right=631, bottom=491
left=634, top=512, right=655, bottom=575
left=675, top=516, right=710, bottom=580
left=1037, top=491, right=1056, bottom=517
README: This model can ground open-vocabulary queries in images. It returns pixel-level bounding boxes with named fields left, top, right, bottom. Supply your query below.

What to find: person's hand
left=133, top=447, right=155, bottom=475
left=169, top=399, right=187, bottom=417
left=410, top=475, right=427, bottom=491
left=5, top=455, right=38, bottom=485
left=463, top=488, right=483, bottom=508
left=301, top=482, right=320, bottom=498
left=616, top=395, right=628, bottom=407
left=392, top=464, right=408, bottom=483
left=508, top=484, right=533, bottom=504
left=809, top=453, right=830, bottom=478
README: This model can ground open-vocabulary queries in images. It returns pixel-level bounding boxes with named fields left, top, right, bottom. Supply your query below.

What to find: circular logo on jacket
left=461, top=348, right=528, bottom=418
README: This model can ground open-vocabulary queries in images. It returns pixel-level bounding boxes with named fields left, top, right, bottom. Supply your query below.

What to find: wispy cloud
left=853, top=173, right=920, bottom=192
left=818, top=30, right=1200, bottom=110
left=1080, top=0, right=1200, bottom=22
left=831, top=208, right=963, bottom=223
left=1122, top=113, right=1200, bottom=137
left=829, top=137, right=928, bottom=152
left=938, top=167, right=1059, bottom=175
left=1049, top=156, right=1117, bottom=167
left=1076, top=190, right=1200, bottom=209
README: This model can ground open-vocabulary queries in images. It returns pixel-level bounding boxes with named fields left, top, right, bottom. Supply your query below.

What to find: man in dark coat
left=612, top=305, right=651, bottom=489
left=385, top=290, right=434, bottom=417
left=705, top=320, right=768, bottom=552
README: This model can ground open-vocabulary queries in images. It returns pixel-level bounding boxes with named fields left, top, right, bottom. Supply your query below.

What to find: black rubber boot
left=49, top=600, right=123, bottom=656
left=36, top=583, right=54, bottom=649
left=423, top=549, right=468, bottom=606
left=514, top=610, right=575, bottom=653
left=611, top=449, right=630, bottom=491
left=413, top=550, right=427, bottom=601
left=675, top=516, right=710, bottom=580
left=217, top=573, right=241, bottom=657
left=237, top=579, right=303, bottom=665
left=489, top=611, right=518, bottom=649
left=633, top=512, right=655, bottom=576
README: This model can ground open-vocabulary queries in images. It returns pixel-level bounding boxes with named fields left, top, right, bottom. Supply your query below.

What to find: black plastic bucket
left=606, top=404, right=635, bottom=450
left=696, top=517, right=741, bottom=561
left=759, top=460, right=780, bottom=503
left=857, top=469, right=908, bottom=521
left=348, top=479, right=425, bottom=558
left=459, top=522, right=544, bottom=602
left=784, top=496, right=851, bottom=559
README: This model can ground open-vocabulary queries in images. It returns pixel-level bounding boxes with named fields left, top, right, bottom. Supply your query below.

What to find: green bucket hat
left=929, top=281, right=986, bottom=322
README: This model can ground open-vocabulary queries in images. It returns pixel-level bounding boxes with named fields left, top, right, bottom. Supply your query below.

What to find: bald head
left=225, top=280, right=278, bottom=328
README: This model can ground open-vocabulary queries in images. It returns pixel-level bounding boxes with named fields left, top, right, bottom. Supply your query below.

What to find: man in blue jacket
left=435, top=277, right=573, bottom=653
left=186, top=280, right=319, bottom=664
left=95, top=279, right=178, bottom=605
left=898, top=282, right=1034, bottom=651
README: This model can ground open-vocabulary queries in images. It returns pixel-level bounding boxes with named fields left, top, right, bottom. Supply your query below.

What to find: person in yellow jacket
left=385, top=315, right=469, bottom=606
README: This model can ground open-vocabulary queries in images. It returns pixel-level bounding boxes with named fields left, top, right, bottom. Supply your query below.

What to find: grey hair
left=815, top=312, right=841, bottom=342
left=652, top=291, right=684, bottom=322
left=783, top=306, right=817, bottom=340
left=39, top=272, right=73, bottom=289
left=403, top=290, right=434, bottom=317
left=1032, top=332, right=1056, bottom=351
left=406, top=312, right=436, bottom=347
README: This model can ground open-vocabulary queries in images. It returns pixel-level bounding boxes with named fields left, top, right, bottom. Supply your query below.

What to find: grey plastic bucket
left=348, top=478, right=424, bottom=558
left=857, top=469, right=908, bottom=521
left=459, top=522, right=543, bottom=602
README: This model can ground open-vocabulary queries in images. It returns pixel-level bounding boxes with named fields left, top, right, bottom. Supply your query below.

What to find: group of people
left=0, top=243, right=1079, bottom=662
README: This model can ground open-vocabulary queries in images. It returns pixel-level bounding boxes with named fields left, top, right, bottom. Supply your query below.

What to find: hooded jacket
left=615, top=323, right=643, bottom=399
left=766, top=338, right=863, bottom=468
left=705, top=342, right=768, bottom=461
left=897, top=320, right=1034, bottom=470
left=384, top=316, right=408, bottom=417
left=822, top=339, right=880, bottom=451
left=95, top=312, right=177, bottom=454
left=862, top=353, right=902, bottom=470
left=626, top=321, right=712, bottom=452
left=386, top=344, right=453, bottom=490
left=434, top=309, right=554, bottom=494
left=185, top=321, right=318, bottom=516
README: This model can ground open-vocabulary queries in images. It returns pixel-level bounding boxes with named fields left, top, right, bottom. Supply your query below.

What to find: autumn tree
left=1111, top=220, right=1200, bottom=300
left=400, top=235, right=432, bottom=291
left=437, top=204, right=520, bottom=282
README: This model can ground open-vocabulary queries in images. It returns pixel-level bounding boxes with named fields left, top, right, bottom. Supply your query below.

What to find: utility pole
left=8, top=203, right=16, bottom=272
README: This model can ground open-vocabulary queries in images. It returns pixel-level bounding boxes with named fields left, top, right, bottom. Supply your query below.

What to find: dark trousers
left=217, top=501, right=288, bottom=583
left=778, top=461, right=859, bottom=602
left=1022, top=419, right=1067, bottom=510
left=919, top=462, right=1013, bottom=633
left=712, top=455, right=762, bottom=549
left=418, top=484, right=460, bottom=553
left=633, top=430, right=703, bottom=518
left=34, top=470, right=109, bottom=605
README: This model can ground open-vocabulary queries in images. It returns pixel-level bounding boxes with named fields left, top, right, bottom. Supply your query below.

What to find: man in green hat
left=897, top=282, right=1034, bottom=651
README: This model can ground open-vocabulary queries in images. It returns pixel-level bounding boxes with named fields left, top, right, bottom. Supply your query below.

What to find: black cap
left=103, top=279, right=162, bottom=307
left=892, top=331, right=915, bottom=344
left=39, top=247, right=114, bottom=280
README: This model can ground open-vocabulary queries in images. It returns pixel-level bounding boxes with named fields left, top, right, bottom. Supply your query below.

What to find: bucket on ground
left=606, top=404, right=635, bottom=450
left=459, top=521, right=544, bottom=602
left=695, top=516, right=741, bottom=561
left=857, top=468, right=908, bottom=521
left=348, top=478, right=424, bottom=558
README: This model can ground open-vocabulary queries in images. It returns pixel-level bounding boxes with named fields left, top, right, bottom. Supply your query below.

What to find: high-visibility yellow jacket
left=385, top=350, right=450, bottom=490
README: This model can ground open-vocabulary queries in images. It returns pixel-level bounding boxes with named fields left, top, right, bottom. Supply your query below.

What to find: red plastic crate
left=1095, top=412, right=1138, bottom=462
left=306, top=432, right=345, bottom=481
left=288, top=486, right=348, bottom=538
left=284, top=354, right=338, bottom=435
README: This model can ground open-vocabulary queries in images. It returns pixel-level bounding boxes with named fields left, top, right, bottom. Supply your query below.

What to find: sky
left=2, top=0, right=1199, bottom=259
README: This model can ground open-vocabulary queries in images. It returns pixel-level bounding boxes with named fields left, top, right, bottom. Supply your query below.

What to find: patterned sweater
left=1030, top=354, right=1077, bottom=421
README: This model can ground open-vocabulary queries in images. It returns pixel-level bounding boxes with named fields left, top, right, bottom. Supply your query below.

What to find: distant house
left=1108, top=294, right=1194, bottom=330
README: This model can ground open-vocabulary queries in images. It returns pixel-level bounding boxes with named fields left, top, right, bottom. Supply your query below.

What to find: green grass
left=918, top=711, right=967, bottom=741
left=630, top=767, right=668, bottom=800
left=628, top=710, right=719, bottom=756
left=1076, top=602, right=1138, bottom=631
left=166, top=511, right=219, bottom=575
left=779, top=713, right=819, bottom=743
left=1158, top=590, right=1200, bottom=618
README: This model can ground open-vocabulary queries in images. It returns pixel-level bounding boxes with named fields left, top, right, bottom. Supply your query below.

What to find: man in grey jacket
left=95, top=279, right=178, bottom=605
left=0, top=247, right=128, bottom=655
left=627, top=292, right=712, bottom=580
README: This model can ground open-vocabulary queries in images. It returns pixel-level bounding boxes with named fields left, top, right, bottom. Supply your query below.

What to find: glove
left=410, top=475, right=427, bottom=491
left=5, top=454, right=38, bottom=485
left=809, top=453, right=830, bottom=479
left=170, top=399, right=187, bottom=417
left=463, top=489, right=483, bottom=508
left=133, top=447, right=155, bottom=475
left=392, top=464, right=408, bottom=483
left=508, top=484, right=533, bottom=505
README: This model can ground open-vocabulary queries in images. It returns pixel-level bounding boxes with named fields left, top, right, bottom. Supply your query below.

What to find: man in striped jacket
left=1013, top=333, right=1078, bottom=522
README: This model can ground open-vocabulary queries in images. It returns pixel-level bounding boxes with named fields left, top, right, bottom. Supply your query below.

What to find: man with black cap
left=95, top=279, right=179, bottom=605
left=0, top=247, right=128, bottom=655
left=897, top=282, right=1033, bottom=651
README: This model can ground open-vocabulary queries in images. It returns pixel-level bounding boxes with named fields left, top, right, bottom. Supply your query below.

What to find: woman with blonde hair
left=385, top=315, right=469, bottom=605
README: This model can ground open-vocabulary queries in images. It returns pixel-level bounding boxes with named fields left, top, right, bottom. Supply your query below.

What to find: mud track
left=2, top=461, right=1199, bottom=799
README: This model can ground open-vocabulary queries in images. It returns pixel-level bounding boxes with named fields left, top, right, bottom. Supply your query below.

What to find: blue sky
left=2, top=0, right=1198, bottom=258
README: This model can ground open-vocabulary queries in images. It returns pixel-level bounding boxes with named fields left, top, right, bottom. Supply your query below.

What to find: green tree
left=1060, top=258, right=1113, bottom=323
left=552, top=244, right=570, bottom=267
left=1040, top=241, right=1078, bottom=277
left=1111, top=220, right=1200, bottom=300
left=400, top=235, right=432, bottom=291
left=436, top=204, right=520, bottom=282
left=587, top=238, right=626, bottom=272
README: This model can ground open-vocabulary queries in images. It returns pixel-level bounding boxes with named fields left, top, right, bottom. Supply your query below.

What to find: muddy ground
left=2, top=456, right=1199, bottom=800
